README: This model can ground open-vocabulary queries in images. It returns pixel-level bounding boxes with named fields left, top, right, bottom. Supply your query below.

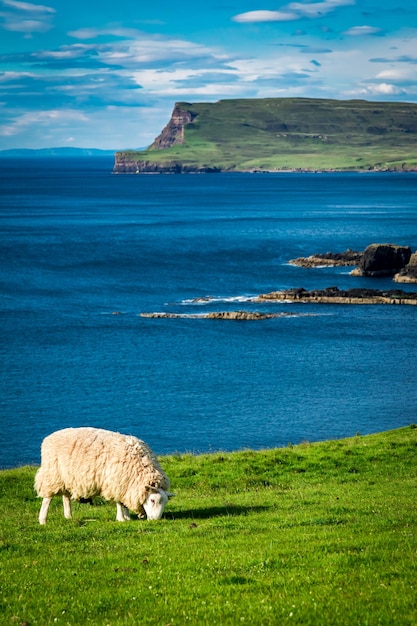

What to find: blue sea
left=1, top=158, right=416, bottom=469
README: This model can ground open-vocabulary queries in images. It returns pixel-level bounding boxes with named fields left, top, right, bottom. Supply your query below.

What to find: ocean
left=1, top=157, right=416, bottom=469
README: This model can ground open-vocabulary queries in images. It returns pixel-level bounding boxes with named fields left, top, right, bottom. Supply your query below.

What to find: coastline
left=113, top=161, right=417, bottom=175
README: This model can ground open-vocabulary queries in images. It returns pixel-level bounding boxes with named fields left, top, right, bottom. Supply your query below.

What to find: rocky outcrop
left=351, top=243, right=412, bottom=277
left=290, top=243, right=417, bottom=283
left=150, top=104, right=197, bottom=150
left=290, top=249, right=362, bottom=268
left=206, top=311, right=288, bottom=320
left=256, top=286, right=417, bottom=305
left=140, top=311, right=303, bottom=320
left=394, top=251, right=417, bottom=283
left=140, top=286, right=417, bottom=319
left=114, top=103, right=218, bottom=173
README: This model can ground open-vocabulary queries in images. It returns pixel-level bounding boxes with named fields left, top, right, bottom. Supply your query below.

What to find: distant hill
left=0, top=147, right=118, bottom=158
left=114, top=97, right=417, bottom=173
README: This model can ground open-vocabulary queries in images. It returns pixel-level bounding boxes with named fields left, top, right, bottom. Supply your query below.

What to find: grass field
left=1, top=425, right=417, bottom=625
left=116, top=98, right=417, bottom=172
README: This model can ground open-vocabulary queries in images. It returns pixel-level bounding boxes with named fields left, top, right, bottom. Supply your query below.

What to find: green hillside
left=115, top=98, right=417, bottom=172
left=1, top=426, right=417, bottom=624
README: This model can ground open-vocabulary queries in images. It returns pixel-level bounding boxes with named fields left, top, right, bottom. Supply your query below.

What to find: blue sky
left=1, top=0, right=416, bottom=150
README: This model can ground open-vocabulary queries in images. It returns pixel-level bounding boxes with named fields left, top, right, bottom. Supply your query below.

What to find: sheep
left=34, top=427, right=173, bottom=524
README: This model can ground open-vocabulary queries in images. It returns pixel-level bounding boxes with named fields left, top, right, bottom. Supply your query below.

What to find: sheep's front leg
left=62, top=495, right=72, bottom=519
left=137, top=504, right=147, bottom=519
left=116, top=502, right=131, bottom=521
left=39, top=497, right=52, bottom=525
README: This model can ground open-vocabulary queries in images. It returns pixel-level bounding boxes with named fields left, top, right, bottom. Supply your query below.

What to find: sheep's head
left=143, top=487, right=174, bottom=520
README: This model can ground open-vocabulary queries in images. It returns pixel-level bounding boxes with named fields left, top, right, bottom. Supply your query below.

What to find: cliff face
left=113, top=103, right=200, bottom=173
left=150, top=104, right=196, bottom=150
left=113, top=158, right=220, bottom=174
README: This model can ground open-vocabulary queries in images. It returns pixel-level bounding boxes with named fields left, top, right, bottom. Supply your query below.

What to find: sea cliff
left=114, top=97, right=417, bottom=174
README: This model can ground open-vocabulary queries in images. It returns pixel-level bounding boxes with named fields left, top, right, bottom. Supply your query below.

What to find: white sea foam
left=181, top=294, right=257, bottom=305
left=141, top=312, right=208, bottom=318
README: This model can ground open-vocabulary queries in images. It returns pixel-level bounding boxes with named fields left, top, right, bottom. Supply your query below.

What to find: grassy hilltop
left=115, top=98, right=417, bottom=172
left=1, top=426, right=417, bottom=625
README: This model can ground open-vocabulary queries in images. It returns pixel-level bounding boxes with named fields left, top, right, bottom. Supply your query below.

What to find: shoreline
left=113, top=164, right=417, bottom=175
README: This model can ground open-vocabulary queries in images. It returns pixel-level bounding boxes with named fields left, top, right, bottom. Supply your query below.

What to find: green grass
left=2, top=426, right=417, bottom=624
left=117, top=98, right=417, bottom=172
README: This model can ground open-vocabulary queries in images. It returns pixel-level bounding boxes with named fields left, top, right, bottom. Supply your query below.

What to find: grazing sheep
left=34, top=427, right=173, bottom=524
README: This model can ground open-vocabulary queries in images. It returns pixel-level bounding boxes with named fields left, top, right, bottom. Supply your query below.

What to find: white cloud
left=343, top=25, right=383, bottom=36
left=68, top=27, right=141, bottom=40
left=0, top=0, right=55, bottom=33
left=0, top=103, right=159, bottom=149
left=233, top=10, right=298, bottom=23
left=0, top=109, right=88, bottom=137
left=354, top=83, right=404, bottom=96
left=36, top=44, right=93, bottom=59
left=2, top=0, right=55, bottom=14
left=147, top=84, right=246, bottom=98
left=371, top=83, right=402, bottom=94
left=233, top=0, right=355, bottom=23
left=103, top=40, right=229, bottom=70
left=65, top=31, right=230, bottom=69
left=2, top=17, right=52, bottom=32
left=376, top=68, right=410, bottom=80
left=129, top=67, right=237, bottom=92
left=0, top=70, right=36, bottom=81
left=288, top=0, right=355, bottom=18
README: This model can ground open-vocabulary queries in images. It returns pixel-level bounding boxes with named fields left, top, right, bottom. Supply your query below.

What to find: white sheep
left=34, top=427, right=173, bottom=524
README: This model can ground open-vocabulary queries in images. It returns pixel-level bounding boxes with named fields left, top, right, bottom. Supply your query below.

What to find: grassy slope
left=1, top=425, right=417, bottom=625
left=120, top=98, right=417, bottom=171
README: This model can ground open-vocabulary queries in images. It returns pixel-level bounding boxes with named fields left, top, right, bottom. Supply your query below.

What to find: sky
left=0, top=0, right=416, bottom=150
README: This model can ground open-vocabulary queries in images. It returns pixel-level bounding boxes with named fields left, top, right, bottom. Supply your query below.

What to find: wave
left=140, top=312, right=208, bottom=319
left=180, top=294, right=258, bottom=305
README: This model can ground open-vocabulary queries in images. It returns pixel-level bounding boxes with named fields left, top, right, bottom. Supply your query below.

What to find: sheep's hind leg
left=62, top=494, right=72, bottom=519
left=39, top=497, right=52, bottom=525
left=116, top=502, right=131, bottom=521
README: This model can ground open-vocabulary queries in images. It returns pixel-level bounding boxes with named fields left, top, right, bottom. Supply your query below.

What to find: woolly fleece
left=34, top=427, right=170, bottom=513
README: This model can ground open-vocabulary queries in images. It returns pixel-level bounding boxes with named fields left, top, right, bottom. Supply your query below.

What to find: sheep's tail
left=34, top=467, right=44, bottom=497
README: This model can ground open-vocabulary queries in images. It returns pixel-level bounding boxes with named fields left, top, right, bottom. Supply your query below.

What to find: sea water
left=1, top=158, right=416, bottom=468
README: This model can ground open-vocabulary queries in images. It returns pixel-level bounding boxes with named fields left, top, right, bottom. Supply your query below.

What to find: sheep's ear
left=167, top=492, right=175, bottom=499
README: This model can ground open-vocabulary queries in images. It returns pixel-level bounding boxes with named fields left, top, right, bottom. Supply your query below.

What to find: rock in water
left=394, top=251, right=417, bottom=283
left=289, top=249, right=362, bottom=267
left=351, top=243, right=411, bottom=277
